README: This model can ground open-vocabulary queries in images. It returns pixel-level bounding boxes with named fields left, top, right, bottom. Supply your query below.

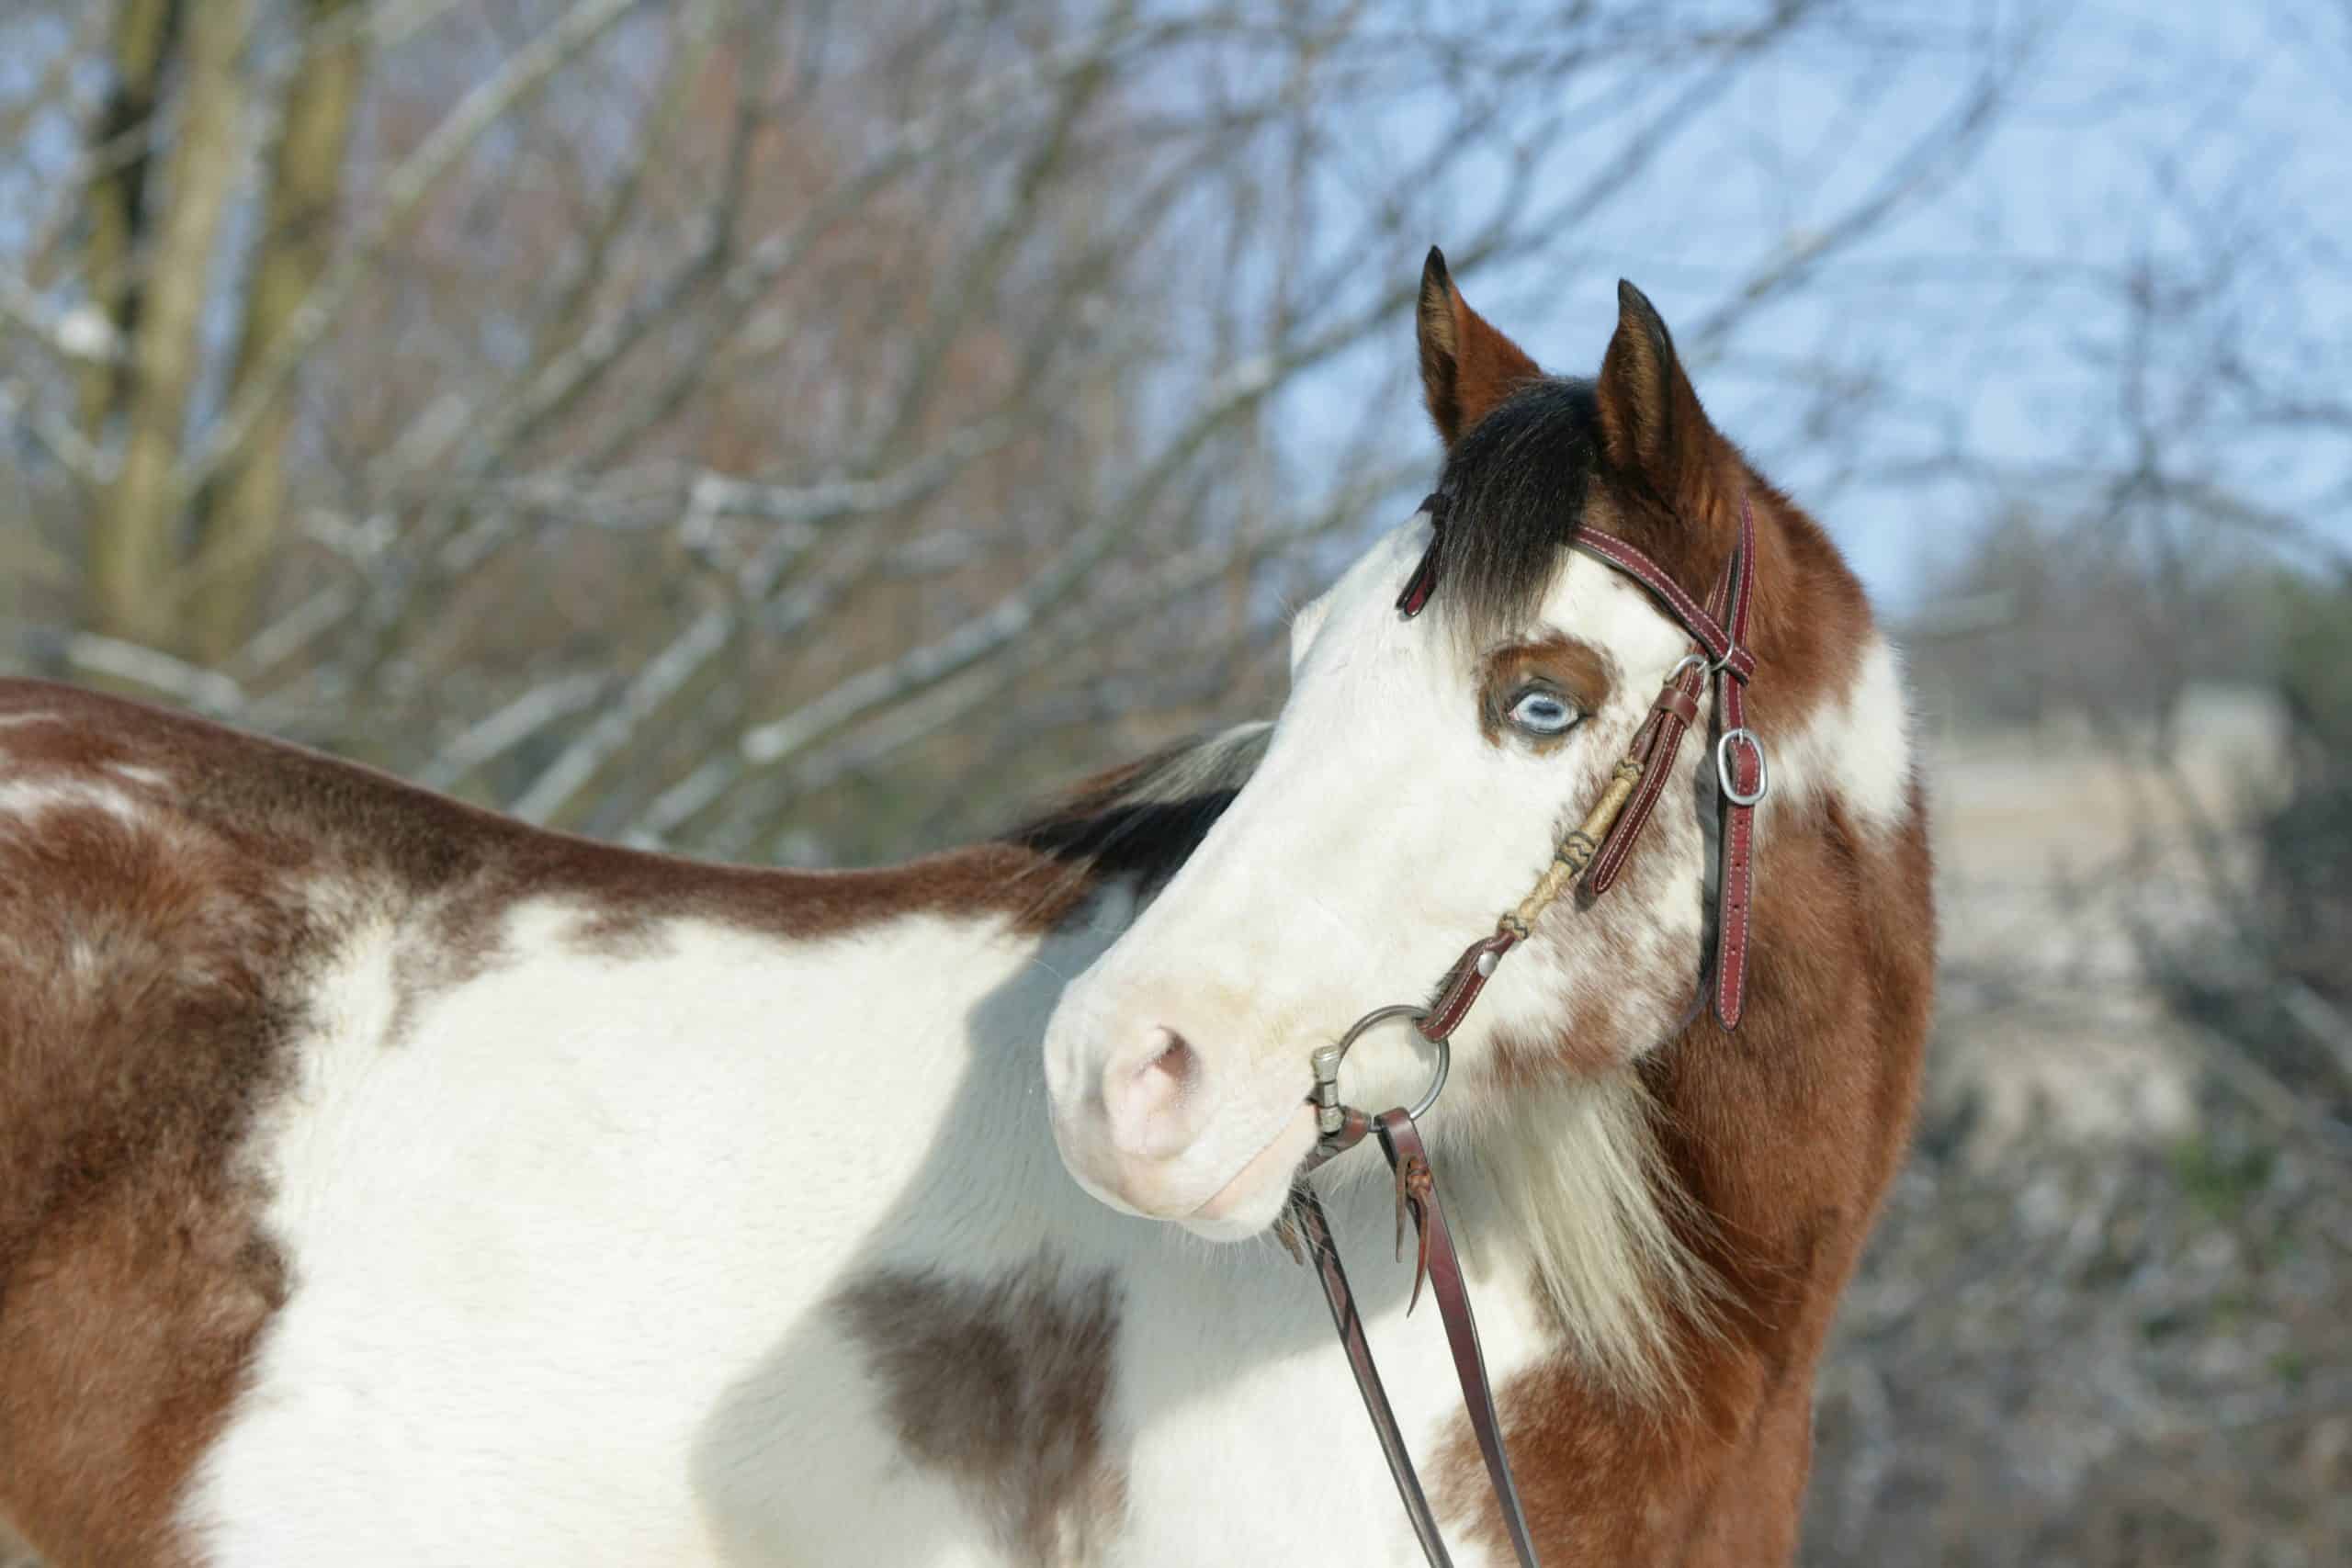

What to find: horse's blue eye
left=1507, top=689, right=1579, bottom=737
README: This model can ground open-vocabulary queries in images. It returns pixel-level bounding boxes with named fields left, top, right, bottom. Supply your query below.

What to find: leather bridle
left=1279, top=492, right=1766, bottom=1568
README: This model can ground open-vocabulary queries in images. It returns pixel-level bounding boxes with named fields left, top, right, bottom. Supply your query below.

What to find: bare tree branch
left=175, top=0, right=646, bottom=502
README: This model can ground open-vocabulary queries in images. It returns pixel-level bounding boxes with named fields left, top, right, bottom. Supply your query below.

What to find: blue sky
left=1278, top=0, right=2350, bottom=609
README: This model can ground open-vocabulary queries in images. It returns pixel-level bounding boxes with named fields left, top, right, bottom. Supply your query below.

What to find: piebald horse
left=0, top=254, right=1931, bottom=1566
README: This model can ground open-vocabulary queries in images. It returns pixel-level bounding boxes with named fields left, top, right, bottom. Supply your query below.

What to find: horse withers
left=0, top=252, right=1930, bottom=1566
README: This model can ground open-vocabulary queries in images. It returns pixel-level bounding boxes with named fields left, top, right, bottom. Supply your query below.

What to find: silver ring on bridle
left=1308, top=1004, right=1447, bottom=1146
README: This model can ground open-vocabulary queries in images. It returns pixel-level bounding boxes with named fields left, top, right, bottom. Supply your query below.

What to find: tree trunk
left=187, top=0, right=368, bottom=668
left=87, top=0, right=253, bottom=653
left=75, top=0, right=183, bottom=438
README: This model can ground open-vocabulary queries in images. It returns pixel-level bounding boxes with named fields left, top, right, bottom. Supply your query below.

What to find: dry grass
left=1802, top=689, right=2352, bottom=1564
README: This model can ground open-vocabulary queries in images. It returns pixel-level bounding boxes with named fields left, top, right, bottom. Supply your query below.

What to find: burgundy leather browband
left=1404, top=487, right=1763, bottom=1036
left=1283, top=490, right=1766, bottom=1567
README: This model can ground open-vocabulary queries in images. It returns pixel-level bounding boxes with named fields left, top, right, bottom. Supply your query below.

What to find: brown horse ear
left=1418, top=247, right=1541, bottom=448
left=1595, top=279, right=1719, bottom=505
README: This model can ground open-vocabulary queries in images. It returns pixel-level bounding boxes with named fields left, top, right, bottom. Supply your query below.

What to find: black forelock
left=1428, top=376, right=1601, bottom=646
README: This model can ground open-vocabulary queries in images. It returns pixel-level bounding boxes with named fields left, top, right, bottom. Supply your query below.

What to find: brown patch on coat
left=1419, top=247, right=1544, bottom=448
left=1476, top=636, right=1617, bottom=749
left=1582, top=284, right=1871, bottom=734
left=0, top=680, right=1234, bottom=1561
left=833, top=1256, right=1126, bottom=1564
left=1566, top=444, right=1870, bottom=754
left=0, top=720, right=310, bottom=1566
left=1433, top=774, right=1935, bottom=1564
left=0, top=679, right=1230, bottom=942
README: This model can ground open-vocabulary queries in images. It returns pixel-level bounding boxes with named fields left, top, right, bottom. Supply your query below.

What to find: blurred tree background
left=0, top=1, right=2346, bottom=1562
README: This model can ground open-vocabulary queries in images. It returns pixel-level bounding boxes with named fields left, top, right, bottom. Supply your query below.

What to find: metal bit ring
left=1316, top=1003, right=1449, bottom=1133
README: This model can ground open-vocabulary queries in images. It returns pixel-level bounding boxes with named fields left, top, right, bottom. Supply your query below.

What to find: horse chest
left=1106, top=1247, right=1554, bottom=1568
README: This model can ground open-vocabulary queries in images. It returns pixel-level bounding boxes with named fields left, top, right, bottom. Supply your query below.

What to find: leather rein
left=1277, top=492, right=1766, bottom=1568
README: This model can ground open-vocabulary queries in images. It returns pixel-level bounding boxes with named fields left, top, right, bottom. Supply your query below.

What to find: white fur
left=0, top=776, right=146, bottom=829
left=1046, top=507, right=1921, bottom=1405
left=1472, top=1070, right=1715, bottom=1398
left=106, top=761, right=174, bottom=789
left=1761, top=632, right=1913, bottom=835
left=185, top=894, right=1546, bottom=1565
left=1048, top=514, right=1714, bottom=1392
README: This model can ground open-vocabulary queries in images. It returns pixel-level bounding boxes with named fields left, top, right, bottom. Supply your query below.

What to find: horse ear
left=1596, top=279, right=1719, bottom=505
left=1418, top=247, right=1541, bottom=448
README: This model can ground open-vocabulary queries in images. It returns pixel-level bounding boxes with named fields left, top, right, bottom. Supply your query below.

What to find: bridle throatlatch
left=1281, top=491, right=1767, bottom=1568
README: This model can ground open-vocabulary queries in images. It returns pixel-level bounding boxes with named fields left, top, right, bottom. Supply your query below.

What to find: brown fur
left=1416, top=274, right=1934, bottom=1562
left=1438, top=781, right=1934, bottom=1563
left=1419, top=276, right=1871, bottom=733
left=0, top=680, right=1212, bottom=1566
left=1419, top=247, right=1543, bottom=446
left=0, top=260, right=1926, bottom=1562
left=833, top=1257, right=1125, bottom=1565
left=1589, top=282, right=1871, bottom=728
left=0, top=764, right=302, bottom=1567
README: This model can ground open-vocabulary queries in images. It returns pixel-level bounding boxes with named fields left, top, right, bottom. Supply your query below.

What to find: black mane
left=1000, top=724, right=1271, bottom=901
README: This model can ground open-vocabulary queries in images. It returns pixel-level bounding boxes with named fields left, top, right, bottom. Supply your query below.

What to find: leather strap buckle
left=1716, top=727, right=1768, bottom=807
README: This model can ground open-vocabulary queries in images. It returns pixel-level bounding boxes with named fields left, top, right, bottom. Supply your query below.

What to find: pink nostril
left=1104, top=1027, right=1205, bottom=1160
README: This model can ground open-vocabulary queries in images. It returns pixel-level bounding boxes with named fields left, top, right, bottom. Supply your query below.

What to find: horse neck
left=825, top=899, right=1139, bottom=1268
left=1636, top=495, right=1934, bottom=1392
left=854, top=879, right=1553, bottom=1325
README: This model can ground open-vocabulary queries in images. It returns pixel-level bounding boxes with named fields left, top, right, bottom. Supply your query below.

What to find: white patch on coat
left=187, top=903, right=1048, bottom=1565
left=0, top=777, right=145, bottom=829
left=185, top=891, right=1547, bottom=1566
left=1760, top=633, right=1913, bottom=836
